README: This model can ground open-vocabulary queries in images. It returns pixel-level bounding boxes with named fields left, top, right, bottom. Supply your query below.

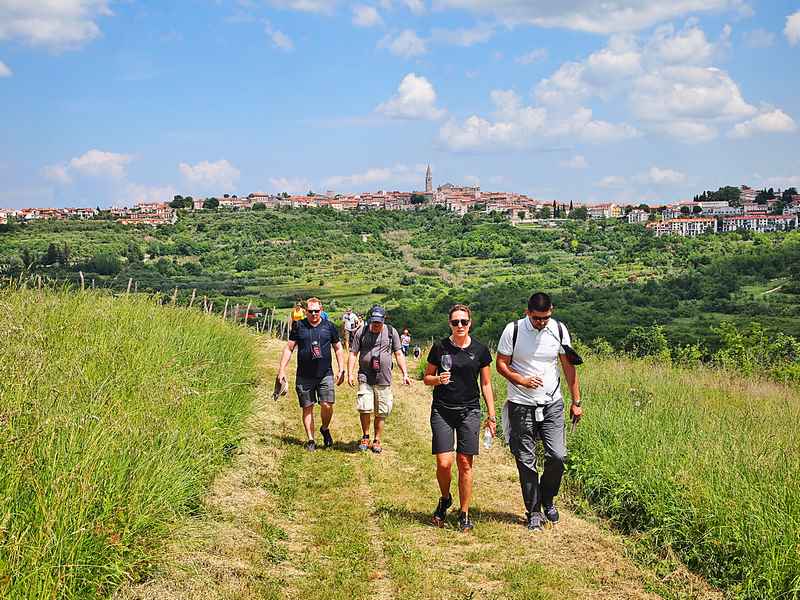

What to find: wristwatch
left=572, top=399, right=582, bottom=407
left=487, top=415, right=497, bottom=422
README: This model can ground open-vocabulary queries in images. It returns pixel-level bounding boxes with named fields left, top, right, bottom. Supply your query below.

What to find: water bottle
left=483, top=428, right=493, bottom=449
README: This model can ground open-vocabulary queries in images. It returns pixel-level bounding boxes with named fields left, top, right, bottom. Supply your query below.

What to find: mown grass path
left=119, top=339, right=720, bottom=600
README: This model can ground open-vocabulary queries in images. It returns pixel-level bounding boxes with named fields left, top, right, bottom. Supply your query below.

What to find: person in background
left=278, top=297, right=346, bottom=451
left=342, top=307, right=358, bottom=352
left=348, top=306, right=411, bottom=454
left=423, top=304, right=496, bottom=532
left=495, top=292, right=582, bottom=533
left=400, top=327, right=412, bottom=357
left=289, top=301, right=306, bottom=334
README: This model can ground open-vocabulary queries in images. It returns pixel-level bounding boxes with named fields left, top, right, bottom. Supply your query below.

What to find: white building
left=647, top=218, right=717, bottom=237
left=720, top=214, right=797, bottom=233
left=627, top=209, right=649, bottom=224
left=587, top=203, right=621, bottom=219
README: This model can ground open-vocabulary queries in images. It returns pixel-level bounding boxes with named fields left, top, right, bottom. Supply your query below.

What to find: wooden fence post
left=79, top=271, right=85, bottom=291
left=172, top=287, right=178, bottom=305
left=134, top=281, right=138, bottom=293
left=189, top=289, right=196, bottom=308
left=244, top=302, right=252, bottom=326
left=223, top=299, right=229, bottom=320
left=234, top=304, right=240, bottom=323
left=126, top=278, right=133, bottom=294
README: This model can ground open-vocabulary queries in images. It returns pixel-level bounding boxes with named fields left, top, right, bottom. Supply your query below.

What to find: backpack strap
left=557, top=320, right=563, bottom=344
left=511, top=319, right=519, bottom=361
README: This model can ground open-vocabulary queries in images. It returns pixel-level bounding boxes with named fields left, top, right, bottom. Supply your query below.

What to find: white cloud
left=267, top=0, right=337, bottom=15
left=42, top=164, right=73, bottom=184
left=786, top=11, right=800, bottom=46
left=0, top=61, right=11, bottom=77
left=379, top=29, right=427, bottom=58
left=352, top=5, right=383, bottom=27
left=269, top=177, right=312, bottom=194
left=376, top=73, right=445, bottom=120
left=560, top=155, right=588, bottom=169
left=70, top=149, right=132, bottom=178
left=430, top=24, right=495, bottom=46
left=179, top=159, right=240, bottom=191
left=265, top=22, right=294, bottom=51
left=438, top=90, right=637, bottom=151
left=598, top=175, right=627, bottom=188
left=0, top=0, right=112, bottom=50
left=729, top=108, right=797, bottom=138
left=743, top=28, right=775, bottom=48
left=431, top=0, right=752, bottom=34
left=323, top=164, right=426, bottom=190
left=646, top=23, right=714, bottom=65
left=515, top=48, right=548, bottom=65
left=634, top=167, right=687, bottom=185
left=118, top=183, right=177, bottom=205
left=404, top=0, right=425, bottom=14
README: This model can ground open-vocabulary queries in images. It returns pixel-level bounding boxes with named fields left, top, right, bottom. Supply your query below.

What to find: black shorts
left=430, top=406, right=481, bottom=456
left=295, top=375, right=335, bottom=408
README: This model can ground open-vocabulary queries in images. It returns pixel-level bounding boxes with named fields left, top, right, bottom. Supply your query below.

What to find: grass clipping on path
left=568, top=357, right=800, bottom=599
left=0, top=287, right=258, bottom=598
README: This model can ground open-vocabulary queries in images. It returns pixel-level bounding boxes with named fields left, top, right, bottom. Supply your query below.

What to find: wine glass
left=440, top=354, right=452, bottom=385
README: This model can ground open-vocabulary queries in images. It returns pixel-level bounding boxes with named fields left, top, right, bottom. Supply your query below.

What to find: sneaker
left=305, top=440, right=316, bottom=452
left=371, top=439, right=383, bottom=454
left=432, top=495, right=452, bottom=527
left=527, top=511, right=545, bottom=533
left=358, top=435, right=370, bottom=452
left=320, top=427, right=333, bottom=448
left=458, top=512, right=474, bottom=532
left=543, top=503, right=559, bottom=524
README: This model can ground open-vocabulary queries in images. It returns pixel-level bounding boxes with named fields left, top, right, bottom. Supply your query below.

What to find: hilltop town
left=1, top=166, right=798, bottom=237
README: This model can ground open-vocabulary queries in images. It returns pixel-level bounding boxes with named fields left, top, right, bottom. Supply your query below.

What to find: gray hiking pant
left=507, top=400, right=567, bottom=514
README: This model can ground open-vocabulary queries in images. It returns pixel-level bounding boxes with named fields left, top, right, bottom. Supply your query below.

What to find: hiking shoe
left=320, top=427, right=333, bottom=448
left=458, top=512, right=474, bottom=533
left=543, top=503, right=559, bottom=524
left=371, top=439, right=383, bottom=454
left=432, top=495, right=452, bottom=527
left=527, top=511, right=545, bottom=533
left=358, top=435, right=370, bottom=452
left=305, top=440, right=316, bottom=452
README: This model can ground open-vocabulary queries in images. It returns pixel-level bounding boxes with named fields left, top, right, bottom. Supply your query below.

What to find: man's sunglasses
left=308, top=309, right=321, bottom=314
left=529, top=315, right=551, bottom=322
left=450, top=319, right=471, bottom=327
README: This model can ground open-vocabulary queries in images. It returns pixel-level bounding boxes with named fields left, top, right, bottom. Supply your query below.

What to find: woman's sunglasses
left=449, top=319, right=470, bottom=327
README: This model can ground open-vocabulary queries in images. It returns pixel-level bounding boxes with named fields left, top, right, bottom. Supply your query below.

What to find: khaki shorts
left=356, top=382, right=393, bottom=417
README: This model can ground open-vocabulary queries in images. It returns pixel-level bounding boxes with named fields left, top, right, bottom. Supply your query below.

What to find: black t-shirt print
left=427, top=337, right=492, bottom=410
left=290, top=318, right=340, bottom=380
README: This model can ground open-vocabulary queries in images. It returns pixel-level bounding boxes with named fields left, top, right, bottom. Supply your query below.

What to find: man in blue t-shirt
left=278, top=297, right=346, bottom=451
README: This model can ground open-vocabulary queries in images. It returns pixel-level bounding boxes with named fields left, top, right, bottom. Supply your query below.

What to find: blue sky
left=1, top=0, right=799, bottom=208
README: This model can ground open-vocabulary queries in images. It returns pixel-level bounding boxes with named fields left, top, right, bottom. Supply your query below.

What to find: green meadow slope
left=0, top=287, right=258, bottom=598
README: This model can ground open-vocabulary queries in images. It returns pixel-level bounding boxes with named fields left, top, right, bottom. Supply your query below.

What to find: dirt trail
left=118, top=338, right=720, bottom=600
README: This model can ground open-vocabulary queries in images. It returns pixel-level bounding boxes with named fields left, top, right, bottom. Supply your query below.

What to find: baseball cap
left=368, top=306, right=386, bottom=323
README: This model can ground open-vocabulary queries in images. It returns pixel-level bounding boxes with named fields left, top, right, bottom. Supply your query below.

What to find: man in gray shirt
left=348, top=305, right=411, bottom=454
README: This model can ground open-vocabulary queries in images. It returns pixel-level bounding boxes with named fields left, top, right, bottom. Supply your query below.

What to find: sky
left=1, top=0, right=799, bottom=208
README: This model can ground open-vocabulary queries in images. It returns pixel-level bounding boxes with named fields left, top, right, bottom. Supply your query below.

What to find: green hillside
left=0, top=286, right=257, bottom=598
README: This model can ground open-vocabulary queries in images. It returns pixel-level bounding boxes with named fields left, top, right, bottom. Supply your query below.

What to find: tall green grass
left=568, top=357, right=800, bottom=599
left=0, top=286, right=258, bottom=598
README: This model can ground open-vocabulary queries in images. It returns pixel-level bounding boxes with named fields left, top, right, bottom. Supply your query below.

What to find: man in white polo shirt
left=496, top=292, right=582, bottom=533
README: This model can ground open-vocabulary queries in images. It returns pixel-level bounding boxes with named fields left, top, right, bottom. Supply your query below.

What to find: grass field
left=569, top=357, right=800, bottom=599
left=0, top=286, right=258, bottom=598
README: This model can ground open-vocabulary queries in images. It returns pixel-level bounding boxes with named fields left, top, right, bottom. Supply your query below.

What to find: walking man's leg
left=508, top=402, right=544, bottom=530
left=538, top=401, right=567, bottom=523
left=302, top=405, right=315, bottom=442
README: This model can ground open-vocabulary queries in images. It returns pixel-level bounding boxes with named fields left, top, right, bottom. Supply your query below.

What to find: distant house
left=587, top=203, right=621, bottom=219
left=720, top=214, right=797, bottom=233
left=627, top=209, right=649, bottom=224
left=647, top=217, right=717, bottom=237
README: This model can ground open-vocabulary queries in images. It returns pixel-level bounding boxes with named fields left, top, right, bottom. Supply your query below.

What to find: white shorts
left=356, top=383, right=393, bottom=417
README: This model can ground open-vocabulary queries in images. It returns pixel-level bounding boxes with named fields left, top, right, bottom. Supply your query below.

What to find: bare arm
left=333, top=341, right=346, bottom=385
left=559, top=354, right=582, bottom=421
left=480, top=365, right=497, bottom=435
left=422, top=362, right=448, bottom=386
left=394, top=350, right=411, bottom=385
left=495, top=353, right=541, bottom=389
left=277, top=340, right=297, bottom=380
left=348, top=351, right=358, bottom=386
